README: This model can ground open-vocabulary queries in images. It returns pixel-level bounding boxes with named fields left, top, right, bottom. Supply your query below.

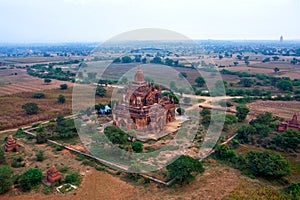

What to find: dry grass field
left=0, top=86, right=112, bottom=130
left=247, top=100, right=300, bottom=120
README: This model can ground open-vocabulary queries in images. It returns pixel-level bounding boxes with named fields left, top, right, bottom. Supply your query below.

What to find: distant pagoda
left=4, top=135, right=19, bottom=152
left=47, top=165, right=62, bottom=183
left=280, top=35, right=284, bottom=43
left=278, top=113, right=300, bottom=132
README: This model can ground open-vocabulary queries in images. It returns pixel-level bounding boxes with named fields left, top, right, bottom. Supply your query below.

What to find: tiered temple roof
left=47, top=165, right=62, bottom=183
left=4, top=135, right=18, bottom=152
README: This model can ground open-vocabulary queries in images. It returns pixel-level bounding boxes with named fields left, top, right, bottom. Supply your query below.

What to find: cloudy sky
left=0, top=0, right=299, bottom=42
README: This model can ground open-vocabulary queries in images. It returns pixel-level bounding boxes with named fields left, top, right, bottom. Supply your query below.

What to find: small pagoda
left=46, top=165, right=62, bottom=183
left=4, top=135, right=19, bottom=152
left=278, top=113, right=300, bottom=132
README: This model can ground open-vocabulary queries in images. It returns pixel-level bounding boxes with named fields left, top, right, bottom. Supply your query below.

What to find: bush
left=22, top=102, right=38, bottom=115
left=246, top=151, right=291, bottom=179
left=0, top=165, right=13, bottom=194
left=57, top=94, right=66, bottom=103
left=0, top=149, right=5, bottom=164
left=272, top=129, right=300, bottom=151
left=60, top=84, right=68, bottom=90
left=285, top=182, right=300, bottom=199
left=32, top=93, right=45, bottom=99
left=236, top=104, right=250, bottom=122
left=19, top=168, right=43, bottom=191
left=167, top=155, right=204, bottom=185
left=11, top=156, right=25, bottom=168
left=65, top=173, right=81, bottom=186
left=131, top=141, right=143, bottom=153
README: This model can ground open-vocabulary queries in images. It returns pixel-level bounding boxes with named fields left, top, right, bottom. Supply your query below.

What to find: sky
left=0, top=0, right=299, bottom=43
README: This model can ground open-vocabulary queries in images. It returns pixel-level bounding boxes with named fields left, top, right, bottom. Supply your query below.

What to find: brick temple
left=278, top=113, right=300, bottom=132
left=46, top=165, right=62, bottom=183
left=4, top=135, right=19, bottom=152
left=113, top=65, right=176, bottom=138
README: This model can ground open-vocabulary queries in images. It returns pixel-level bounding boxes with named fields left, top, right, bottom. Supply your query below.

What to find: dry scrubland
left=0, top=86, right=112, bottom=130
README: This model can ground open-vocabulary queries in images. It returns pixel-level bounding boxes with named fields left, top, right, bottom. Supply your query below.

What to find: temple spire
left=134, top=64, right=145, bottom=82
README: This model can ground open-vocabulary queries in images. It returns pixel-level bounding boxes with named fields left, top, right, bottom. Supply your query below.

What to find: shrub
left=285, top=182, right=300, bottom=199
left=32, top=93, right=45, bottom=99
left=0, top=165, right=13, bottom=194
left=131, top=141, right=143, bottom=153
left=22, top=102, right=38, bottom=115
left=60, top=84, right=68, bottom=90
left=19, top=168, right=43, bottom=191
left=65, top=173, right=81, bottom=186
left=246, top=151, right=291, bottom=179
left=11, top=157, right=25, bottom=168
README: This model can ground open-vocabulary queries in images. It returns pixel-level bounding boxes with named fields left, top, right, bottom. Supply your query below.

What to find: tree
left=195, top=76, right=205, bottom=87
left=277, top=79, right=293, bottom=92
left=166, top=155, right=204, bottom=185
left=272, top=129, right=300, bottom=151
left=96, top=85, right=107, bottom=97
left=44, top=78, right=51, bottom=84
left=246, top=151, right=291, bottom=178
left=121, top=56, right=132, bottom=63
left=19, top=168, right=43, bottom=191
left=22, top=103, right=38, bottom=115
left=236, top=104, right=249, bottom=122
left=233, top=61, right=239, bottom=66
left=239, top=78, right=254, bottom=87
left=65, top=173, right=81, bottom=186
left=150, top=56, right=163, bottom=64
left=165, top=58, right=174, bottom=66
left=57, top=94, right=66, bottom=104
left=274, top=67, right=280, bottom=73
left=60, top=84, right=68, bottom=90
left=176, top=107, right=185, bottom=115
left=113, top=57, right=121, bottom=63
left=141, top=57, right=147, bottom=63
left=236, top=125, right=256, bottom=143
left=179, top=72, right=187, bottom=79
left=104, top=126, right=128, bottom=145
left=0, top=149, right=5, bottom=164
left=285, top=182, right=300, bottom=199
left=0, top=165, right=13, bottom=194
left=32, top=93, right=45, bottom=99
left=131, top=141, right=143, bottom=153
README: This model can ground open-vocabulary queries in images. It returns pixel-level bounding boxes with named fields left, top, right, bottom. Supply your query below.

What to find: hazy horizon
left=1, top=0, right=299, bottom=43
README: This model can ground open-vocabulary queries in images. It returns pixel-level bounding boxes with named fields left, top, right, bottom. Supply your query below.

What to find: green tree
left=65, top=173, right=81, bottom=186
left=32, top=93, right=45, bottom=99
left=246, top=151, right=291, bottom=179
left=121, top=56, right=133, bottom=63
left=167, top=155, right=204, bottom=185
left=176, top=107, right=185, bottom=115
left=44, top=78, right=51, bottom=84
left=19, top=168, right=43, bottom=191
left=236, top=104, right=249, bottom=122
left=285, top=182, right=300, bottom=199
left=195, top=76, right=205, bottom=87
left=60, top=84, right=68, bottom=90
left=165, top=58, right=174, bottom=66
left=274, top=67, right=280, bottom=73
left=57, top=94, right=66, bottom=104
left=131, top=141, right=143, bottom=153
left=150, top=56, right=163, bottom=64
left=239, top=78, right=254, bottom=87
left=272, top=129, right=300, bottom=151
left=0, top=165, right=13, bottom=194
left=277, top=79, right=293, bottom=92
left=179, top=72, right=187, bottom=78
left=233, top=61, right=239, bottom=66
left=0, top=149, right=5, bottom=164
left=236, top=125, right=256, bottom=143
left=22, top=103, right=38, bottom=115
left=95, top=85, right=107, bottom=97
left=113, top=57, right=121, bottom=63
left=104, top=126, right=128, bottom=145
